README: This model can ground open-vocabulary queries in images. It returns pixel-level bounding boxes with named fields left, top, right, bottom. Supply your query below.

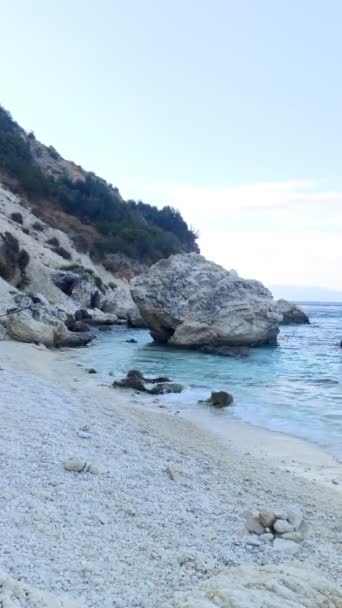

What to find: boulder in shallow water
left=204, top=391, right=234, bottom=408
left=276, top=299, right=310, bottom=324
left=131, top=253, right=281, bottom=348
left=112, top=369, right=182, bottom=394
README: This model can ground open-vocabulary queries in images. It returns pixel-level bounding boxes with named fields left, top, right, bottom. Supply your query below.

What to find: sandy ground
left=0, top=341, right=341, bottom=607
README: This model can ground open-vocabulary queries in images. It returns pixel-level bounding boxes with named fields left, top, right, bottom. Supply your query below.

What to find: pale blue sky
left=1, top=0, right=342, bottom=294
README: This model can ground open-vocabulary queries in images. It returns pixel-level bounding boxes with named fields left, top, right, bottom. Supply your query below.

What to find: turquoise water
left=73, top=303, right=342, bottom=460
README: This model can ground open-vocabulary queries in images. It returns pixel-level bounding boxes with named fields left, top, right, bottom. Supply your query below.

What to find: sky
left=1, top=0, right=342, bottom=298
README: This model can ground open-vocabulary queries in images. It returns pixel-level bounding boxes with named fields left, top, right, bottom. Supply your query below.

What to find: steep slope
left=0, top=104, right=198, bottom=270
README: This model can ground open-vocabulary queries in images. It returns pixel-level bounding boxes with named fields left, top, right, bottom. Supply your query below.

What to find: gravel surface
left=0, top=344, right=341, bottom=607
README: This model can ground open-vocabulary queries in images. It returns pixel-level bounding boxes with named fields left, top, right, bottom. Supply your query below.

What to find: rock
left=112, top=369, right=183, bottom=394
left=102, top=285, right=145, bottom=327
left=272, top=538, right=300, bottom=554
left=273, top=519, right=294, bottom=534
left=0, top=570, right=80, bottom=608
left=244, top=512, right=265, bottom=535
left=113, top=369, right=146, bottom=392
left=65, top=319, right=92, bottom=332
left=277, top=299, right=310, bottom=325
left=85, top=310, right=118, bottom=326
left=174, top=564, right=342, bottom=608
left=126, top=338, right=138, bottom=343
left=53, top=324, right=94, bottom=348
left=148, top=382, right=184, bottom=395
left=131, top=253, right=281, bottom=348
left=79, top=425, right=91, bottom=432
left=204, top=391, right=234, bottom=408
left=87, top=368, right=97, bottom=374
left=246, top=537, right=262, bottom=547
left=199, top=345, right=250, bottom=357
left=63, top=457, right=99, bottom=474
left=6, top=311, right=56, bottom=347
left=287, top=506, right=304, bottom=530
left=6, top=310, right=94, bottom=348
left=77, top=431, right=92, bottom=439
left=281, top=531, right=304, bottom=543
left=97, top=324, right=113, bottom=332
left=75, top=308, right=92, bottom=321
left=260, top=532, right=274, bottom=543
left=259, top=510, right=276, bottom=529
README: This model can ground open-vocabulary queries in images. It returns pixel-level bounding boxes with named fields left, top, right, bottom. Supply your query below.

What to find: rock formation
left=101, top=285, right=145, bottom=327
left=174, top=563, right=342, bottom=608
left=131, top=254, right=282, bottom=348
left=277, top=299, right=310, bottom=324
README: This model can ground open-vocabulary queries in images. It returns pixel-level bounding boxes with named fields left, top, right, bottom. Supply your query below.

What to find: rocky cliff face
left=0, top=182, right=142, bottom=344
left=131, top=253, right=282, bottom=348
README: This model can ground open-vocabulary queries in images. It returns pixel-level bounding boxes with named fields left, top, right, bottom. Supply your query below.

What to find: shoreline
left=2, top=340, right=342, bottom=491
left=1, top=340, right=342, bottom=606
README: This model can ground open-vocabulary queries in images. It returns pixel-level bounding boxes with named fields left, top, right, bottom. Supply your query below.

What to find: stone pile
left=244, top=506, right=305, bottom=554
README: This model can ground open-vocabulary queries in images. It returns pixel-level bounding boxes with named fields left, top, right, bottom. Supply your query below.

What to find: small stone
left=287, top=506, right=304, bottom=530
left=260, top=532, right=274, bottom=543
left=281, top=531, right=304, bottom=543
left=77, top=431, right=92, bottom=439
left=64, top=457, right=99, bottom=474
left=259, top=510, right=276, bottom=529
left=273, top=538, right=300, bottom=555
left=244, top=513, right=265, bottom=535
left=88, top=368, right=97, bottom=374
left=273, top=519, right=294, bottom=534
left=164, top=465, right=177, bottom=480
left=79, top=425, right=91, bottom=432
left=246, top=537, right=261, bottom=547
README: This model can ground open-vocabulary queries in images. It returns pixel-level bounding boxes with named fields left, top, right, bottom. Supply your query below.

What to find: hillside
left=0, top=105, right=198, bottom=269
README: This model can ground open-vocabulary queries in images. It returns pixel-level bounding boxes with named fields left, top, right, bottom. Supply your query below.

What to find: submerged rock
left=203, top=391, right=234, bottom=408
left=199, top=345, right=250, bottom=357
left=131, top=253, right=281, bottom=349
left=277, top=299, right=310, bottom=324
left=112, top=369, right=183, bottom=394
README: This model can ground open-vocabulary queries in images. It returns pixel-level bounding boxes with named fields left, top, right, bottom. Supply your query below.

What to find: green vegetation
left=47, top=236, right=60, bottom=247
left=0, top=105, right=199, bottom=264
left=53, top=246, right=71, bottom=260
left=32, top=221, right=44, bottom=231
left=108, top=281, right=117, bottom=290
left=10, top=211, right=23, bottom=224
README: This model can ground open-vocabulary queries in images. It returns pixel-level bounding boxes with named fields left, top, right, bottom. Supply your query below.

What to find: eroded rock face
left=131, top=254, right=281, bottom=348
left=102, top=285, right=145, bottom=327
left=174, top=564, right=342, bottom=608
left=277, top=299, right=310, bottom=325
left=6, top=310, right=93, bottom=348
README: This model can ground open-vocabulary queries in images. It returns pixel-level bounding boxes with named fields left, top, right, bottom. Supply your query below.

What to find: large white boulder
left=174, top=563, right=342, bottom=608
left=131, top=254, right=281, bottom=347
left=6, top=310, right=93, bottom=348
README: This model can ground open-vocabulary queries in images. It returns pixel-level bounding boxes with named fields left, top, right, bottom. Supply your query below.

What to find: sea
left=72, top=303, right=342, bottom=461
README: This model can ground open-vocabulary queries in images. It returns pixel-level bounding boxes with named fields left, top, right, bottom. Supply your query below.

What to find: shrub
left=32, top=221, right=44, bottom=231
left=18, top=248, right=30, bottom=272
left=23, top=227, right=30, bottom=235
left=18, top=274, right=31, bottom=289
left=108, top=281, right=117, bottom=290
left=10, top=211, right=23, bottom=224
left=59, top=263, right=84, bottom=272
left=47, top=236, right=60, bottom=247
left=53, top=246, right=71, bottom=260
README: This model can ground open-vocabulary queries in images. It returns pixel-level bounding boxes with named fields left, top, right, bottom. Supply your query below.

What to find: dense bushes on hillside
left=0, top=105, right=198, bottom=263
